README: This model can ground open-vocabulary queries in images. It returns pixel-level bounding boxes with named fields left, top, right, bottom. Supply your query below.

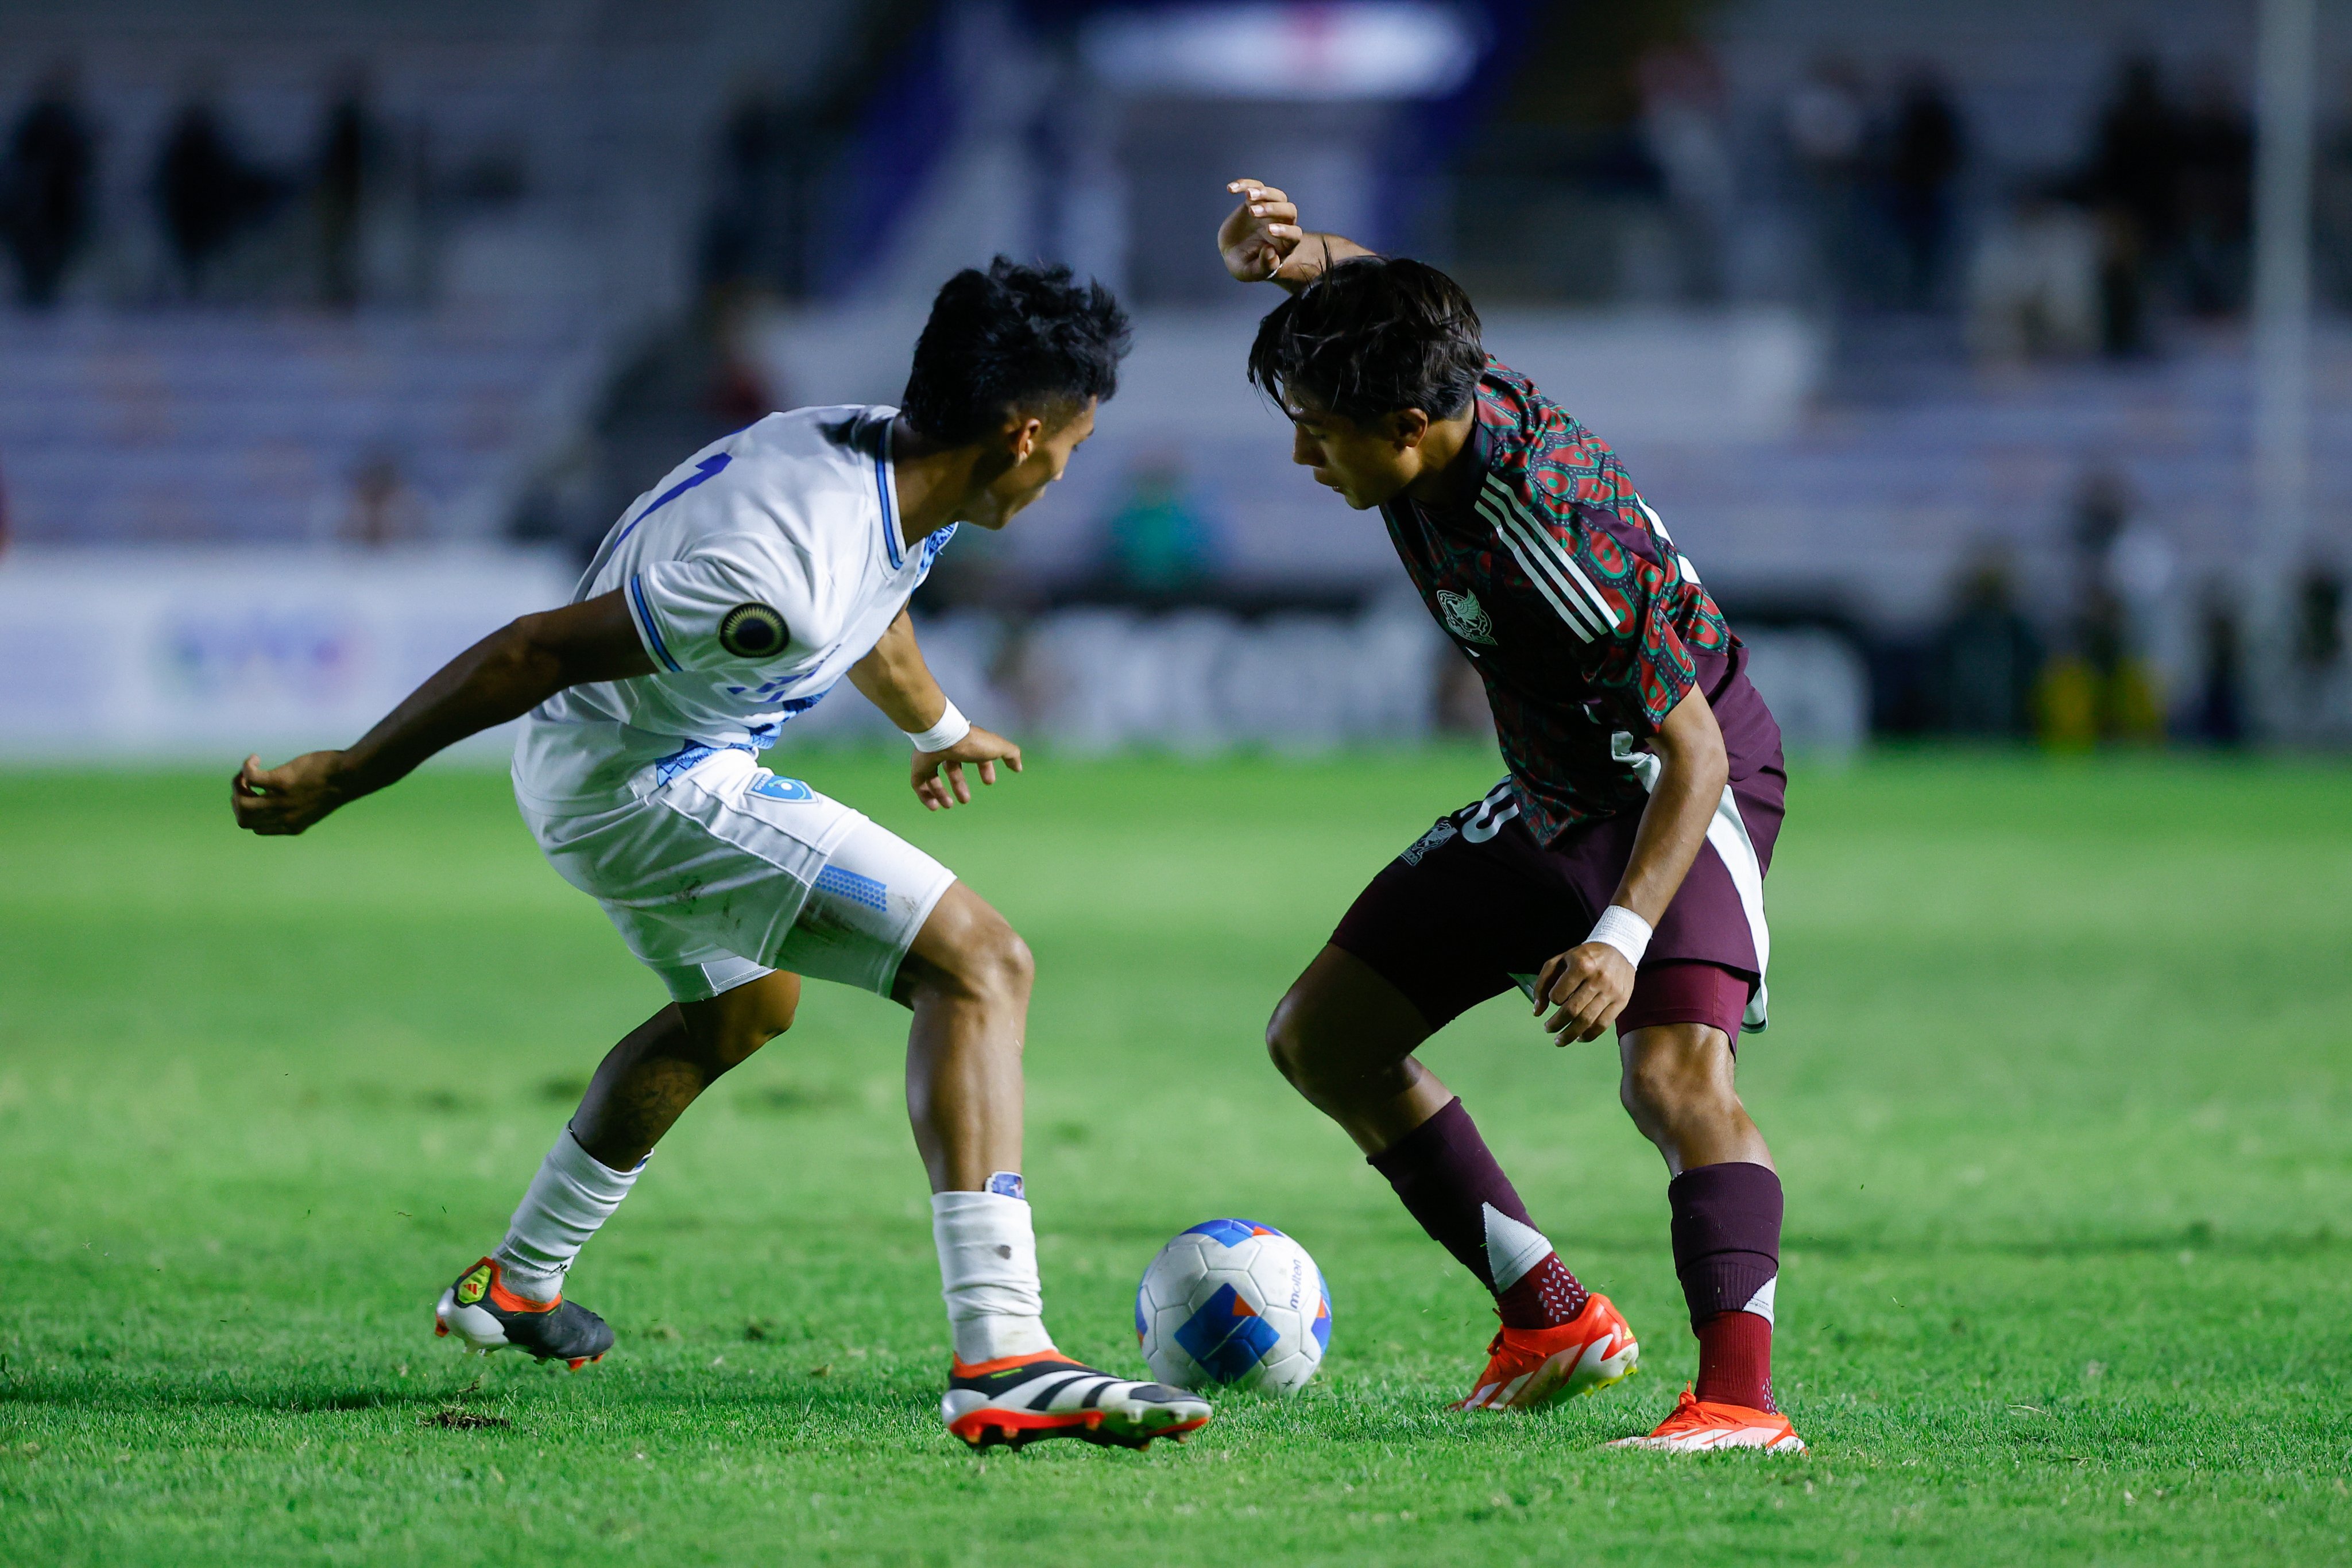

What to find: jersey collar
left=1395, top=385, right=1500, bottom=534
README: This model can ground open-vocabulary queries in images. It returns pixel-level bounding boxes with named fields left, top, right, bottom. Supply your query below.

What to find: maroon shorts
left=1329, top=765, right=1785, bottom=1044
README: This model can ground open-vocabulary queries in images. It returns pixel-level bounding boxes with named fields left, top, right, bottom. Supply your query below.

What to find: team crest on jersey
left=718, top=602, right=787, bottom=659
left=455, top=1263, right=492, bottom=1306
left=1437, top=589, right=1496, bottom=646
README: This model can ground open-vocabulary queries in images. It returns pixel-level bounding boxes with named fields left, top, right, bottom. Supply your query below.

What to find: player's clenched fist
left=231, top=750, right=352, bottom=835
left=1532, top=941, right=1636, bottom=1044
left=1218, top=177, right=1308, bottom=284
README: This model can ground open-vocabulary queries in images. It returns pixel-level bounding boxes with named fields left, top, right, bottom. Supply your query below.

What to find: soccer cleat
left=1454, top=1291, right=1639, bottom=1411
left=941, top=1350, right=1213, bottom=1451
left=1607, top=1386, right=1805, bottom=1452
left=432, top=1256, right=613, bottom=1371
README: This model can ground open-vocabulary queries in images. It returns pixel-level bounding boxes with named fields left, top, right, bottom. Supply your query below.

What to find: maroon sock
left=1366, top=1098, right=1589, bottom=1329
left=1668, top=1162, right=1782, bottom=1411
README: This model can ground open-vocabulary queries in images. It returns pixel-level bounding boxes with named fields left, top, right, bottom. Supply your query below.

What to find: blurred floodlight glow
left=1080, top=3, right=1479, bottom=100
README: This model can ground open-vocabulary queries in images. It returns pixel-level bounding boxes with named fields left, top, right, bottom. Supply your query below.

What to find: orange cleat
left=1607, top=1386, right=1805, bottom=1452
left=1453, top=1292, right=1639, bottom=1411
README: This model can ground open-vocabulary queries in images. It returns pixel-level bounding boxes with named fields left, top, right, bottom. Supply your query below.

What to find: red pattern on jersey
left=1380, top=359, right=1740, bottom=842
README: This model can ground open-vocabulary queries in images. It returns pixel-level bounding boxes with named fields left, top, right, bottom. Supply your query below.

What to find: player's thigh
left=1267, top=944, right=1433, bottom=1079
left=774, top=815, right=961, bottom=1002
left=1316, top=793, right=1572, bottom=1041
left=891, top=880, right=1030, bottom=1008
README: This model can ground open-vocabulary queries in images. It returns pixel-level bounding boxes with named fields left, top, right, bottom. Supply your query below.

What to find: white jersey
left=512, top=405, right=953, bottom=811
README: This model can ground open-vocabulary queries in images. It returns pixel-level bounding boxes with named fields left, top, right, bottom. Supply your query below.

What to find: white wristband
left=904, top=699, right=971, bottom=754
left=1586, top=904, right=1653, bottom=969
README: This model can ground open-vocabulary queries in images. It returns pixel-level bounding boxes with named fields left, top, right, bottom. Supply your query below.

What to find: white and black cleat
left=941, top=1350, right=1212, bottom=1451
left=433, top=1256, right=613, bottom=1371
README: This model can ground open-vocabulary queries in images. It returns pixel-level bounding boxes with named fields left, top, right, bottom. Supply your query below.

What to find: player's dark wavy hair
left=901, top=257, right=1132, bottom=444
left=1246, top=256, right=1484, bottom=423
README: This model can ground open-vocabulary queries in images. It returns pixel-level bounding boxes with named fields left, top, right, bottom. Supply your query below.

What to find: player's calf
left=1619, top=1025, right=1789, bottom=1430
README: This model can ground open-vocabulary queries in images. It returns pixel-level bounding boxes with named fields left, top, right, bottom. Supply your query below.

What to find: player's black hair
left=1245, top=255, right=1485, bottom=424
left=900, top=257, right=1132, bottom=445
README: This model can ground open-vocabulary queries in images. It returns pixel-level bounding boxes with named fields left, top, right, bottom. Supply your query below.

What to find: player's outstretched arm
left=1532, top=686, right=1730, bottom=1043
left=847, top=607, right=1022, bottom=812
left=1218, top=177, right=1376, bottom=294
left=231, top=590, right=655, bottom=836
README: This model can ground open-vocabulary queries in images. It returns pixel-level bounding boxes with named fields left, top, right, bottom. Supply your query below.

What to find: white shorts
left=519, top=748, right=957, bottom=1003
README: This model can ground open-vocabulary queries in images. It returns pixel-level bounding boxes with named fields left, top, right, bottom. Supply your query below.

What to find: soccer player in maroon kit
left=1217, top=181, right=1802, bottom=1451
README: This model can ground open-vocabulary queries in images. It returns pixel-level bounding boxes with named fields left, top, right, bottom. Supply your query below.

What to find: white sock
left=931, top=1185, right=1055, bottom=1365
left=492, top=1126, right=644, bottom=1303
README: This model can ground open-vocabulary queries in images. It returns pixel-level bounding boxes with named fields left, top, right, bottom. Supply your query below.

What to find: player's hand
left=230, top=750, right=355, bottom=836
left=1531, top=942, right=1635, bottom=1044
left=1219, top=178, right=1310, bottom=284
left=911, top=726, right=1022, bottom=811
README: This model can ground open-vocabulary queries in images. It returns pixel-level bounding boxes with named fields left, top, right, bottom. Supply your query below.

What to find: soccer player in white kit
left=231, top=260, right=1212, bottom=1451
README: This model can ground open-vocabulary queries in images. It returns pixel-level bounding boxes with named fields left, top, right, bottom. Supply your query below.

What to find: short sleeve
left=1608, top=583, right=1697, bottom=733
left=624, top=543, right=828, bottom=673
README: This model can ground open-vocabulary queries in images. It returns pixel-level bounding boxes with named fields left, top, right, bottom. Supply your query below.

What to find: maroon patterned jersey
left=1379, top=359, right=1780, bottom=843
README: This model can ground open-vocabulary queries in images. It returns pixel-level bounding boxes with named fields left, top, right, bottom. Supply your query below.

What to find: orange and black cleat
left=941, top=1350, right=1212, bottom=1451
left=432, top=1256, right=613, bottom=1371
left=1454, top=1292, right=1640, bottom=1411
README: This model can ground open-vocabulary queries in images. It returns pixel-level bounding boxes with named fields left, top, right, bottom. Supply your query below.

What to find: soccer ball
left=1135, top=1219, right=1331, bottom=1395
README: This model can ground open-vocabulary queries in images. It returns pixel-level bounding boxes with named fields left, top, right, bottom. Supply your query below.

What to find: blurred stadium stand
left=3, top=0, right=2350, bottom=757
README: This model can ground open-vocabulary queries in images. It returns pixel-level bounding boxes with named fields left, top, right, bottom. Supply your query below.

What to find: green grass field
left=2, top=749, right=2350, bottom=1565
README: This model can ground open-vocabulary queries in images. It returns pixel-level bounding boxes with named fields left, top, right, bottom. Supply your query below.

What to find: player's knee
left=929, top=905, right=1034, bottom=1009
left=1619, top=1030, right=1733, bottom=1128
left=1264, top=991, right=1313, bottom=1087
left=1265, top=990, right=1349, bottom=1100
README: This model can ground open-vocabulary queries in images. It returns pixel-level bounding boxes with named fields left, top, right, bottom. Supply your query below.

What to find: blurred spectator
left=1967, top=180, right=2100, bottom=362
left=2175, top=63, right=2252, bottom=318
left=2039, top=466, right=2165, bottom=747
left=1931, top=549, right=2042, bottom=736
left=2318, top=68, right=2352, bottom=309
left=701, top=85, right=804, bottom=299
left=338, top=453, right=427, bottom=546
left=313, top=72, right=382, bottom=311
left=2283, top=562, right=2352, bottom=743
left=1101, top=455, right=1220, bottom=597
left=0, top=64, right=95, bottom=309
left=2084, top=55, right=2181, bottom=356
left=1784, top=56, right=1871, bottom=307
left=1883, top=65, right=1966, bottom=308
left=2296, top=564, right=2345, bottom=673
left=2191, top=581, right=2246, bottom=746
left=153, top=88, right=285, bottom=295
left=1637, top=44, right=1734, bottom=300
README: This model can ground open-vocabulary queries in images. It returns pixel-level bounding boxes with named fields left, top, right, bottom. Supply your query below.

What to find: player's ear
left=1004, top=415, right=1044, bottom=464
left=1388, top=408, right=1432, bottom=450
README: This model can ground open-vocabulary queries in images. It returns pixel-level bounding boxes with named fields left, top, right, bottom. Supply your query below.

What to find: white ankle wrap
left=931, top=1188, right=1054, bottom=1363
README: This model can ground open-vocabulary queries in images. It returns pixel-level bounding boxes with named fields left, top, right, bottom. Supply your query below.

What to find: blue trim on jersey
left=916, top=521, right=956, bottom=583
left=611, top=453, right=732, bottom=556
left=875, top=452, right=903, bottom=570
left=628, top=572, right=683, bottom=672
